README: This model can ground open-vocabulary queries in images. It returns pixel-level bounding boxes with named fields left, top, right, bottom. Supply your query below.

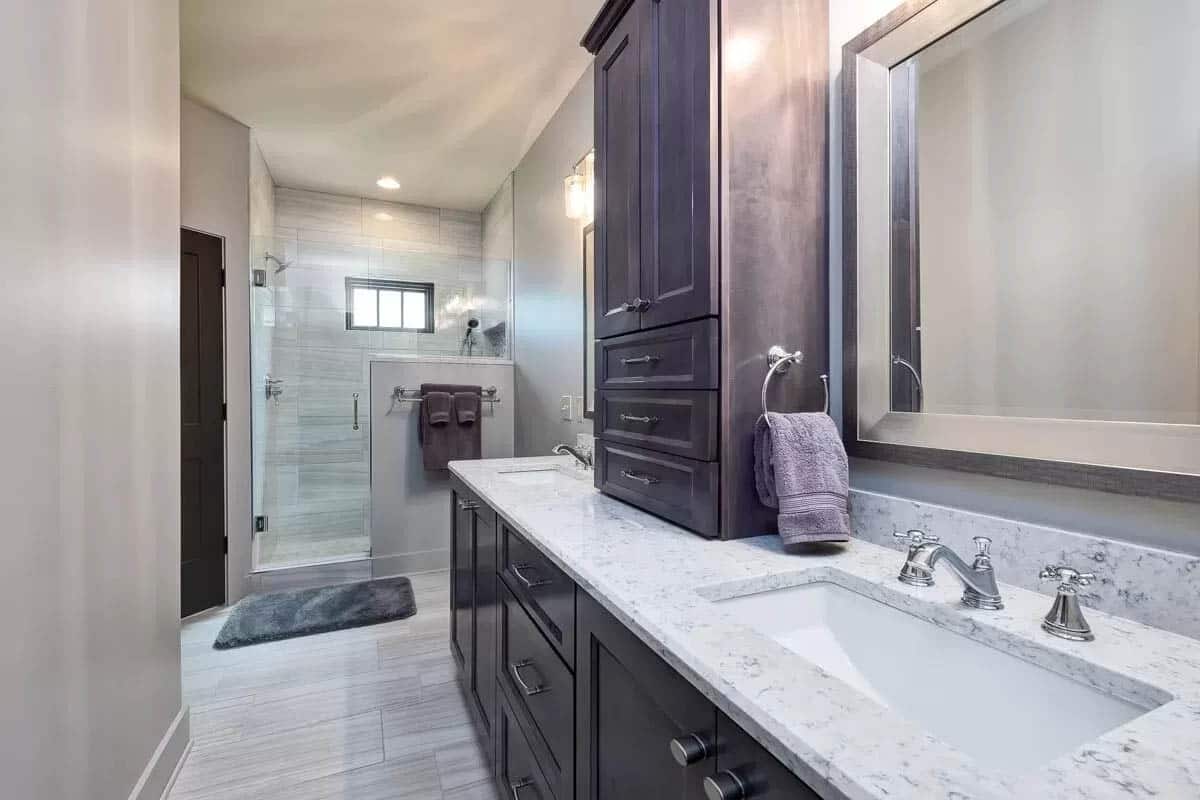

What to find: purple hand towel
left=754, top=412, right=851, bottom=545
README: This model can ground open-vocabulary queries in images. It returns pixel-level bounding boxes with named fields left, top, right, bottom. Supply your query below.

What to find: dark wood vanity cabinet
left=585, top=0, right=830, bottom=539
left=450, top=482, right=819, bottom=799
left=449, top=481, right=498, bottom=750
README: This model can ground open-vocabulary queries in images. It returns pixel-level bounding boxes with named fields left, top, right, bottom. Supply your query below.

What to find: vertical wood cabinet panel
left=450, top=488, right=474, bottom=672
left=594, top=6, right=644, bottom=339
left=576, top=591, right=715, bottom=800
left=473, top=509, right=498, bottom=739
left=639, top=0, right=717, bottom=330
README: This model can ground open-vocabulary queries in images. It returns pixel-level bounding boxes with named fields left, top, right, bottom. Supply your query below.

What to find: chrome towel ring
left=761, top=345, right=830, bottom=428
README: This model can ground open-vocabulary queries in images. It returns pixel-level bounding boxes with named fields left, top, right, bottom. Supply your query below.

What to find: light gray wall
left=369, top=358, right=515, bottom=575
left=0, top=0, right=188, bottom=797
left=181, top=96, right=254, bottom=603
left=513, top=64, right=595, bottom=457
left=829, top=0, right=1200, bottom=556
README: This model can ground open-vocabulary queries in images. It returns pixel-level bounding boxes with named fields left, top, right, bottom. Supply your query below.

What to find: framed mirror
left=583, top=222, right=596, bottom=419
left=843, top=0, right=1200, bottom=500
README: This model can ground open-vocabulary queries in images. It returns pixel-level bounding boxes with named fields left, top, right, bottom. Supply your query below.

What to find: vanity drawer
left=500, top=524, right=576, bottom=669
left=497, top=691, right=558, bottom=800
left=596, top=318, right=718, bottom=390
left=500, top=582, right=573, bottom=798
left=595, top=441, right=719, bottom=537
left=596, top=389, right=717, bottom=461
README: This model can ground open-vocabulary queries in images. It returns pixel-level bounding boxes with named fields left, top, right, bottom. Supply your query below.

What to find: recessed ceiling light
left=374, top=212, right=394, bottom=222
left=376, top=176, right=400, bottom=190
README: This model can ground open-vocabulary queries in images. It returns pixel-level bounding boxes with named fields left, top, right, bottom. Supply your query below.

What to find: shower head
left=265, top=252, right=292, bottom=273
left=467, top=318, right=480, bottom=329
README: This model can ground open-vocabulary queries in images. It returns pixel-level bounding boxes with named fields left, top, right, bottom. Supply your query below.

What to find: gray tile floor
left=171, top=569, right=499, bottom=800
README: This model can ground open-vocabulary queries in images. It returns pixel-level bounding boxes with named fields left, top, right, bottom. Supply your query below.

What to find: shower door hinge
left=255, top=515, right=268, bottom=534
left=220, top=269, right=226, bottom=288
left=222, top=402, right=227, bottom=421
left=223, top=535, right=228, bottom=554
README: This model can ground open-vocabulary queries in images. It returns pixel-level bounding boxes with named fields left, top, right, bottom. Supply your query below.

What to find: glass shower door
left=250, top=227, right=373, bottom=571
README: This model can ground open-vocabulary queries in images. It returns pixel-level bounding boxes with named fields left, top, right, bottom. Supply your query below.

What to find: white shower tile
left=276, top=188, right=362, bottom=234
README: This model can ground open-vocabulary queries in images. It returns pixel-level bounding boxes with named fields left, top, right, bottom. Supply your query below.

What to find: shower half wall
left=251, top=186, right=511, bottom=570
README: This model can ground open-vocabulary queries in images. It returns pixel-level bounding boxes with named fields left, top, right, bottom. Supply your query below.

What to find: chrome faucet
left=1038, top=565, right=1096, bottom=641
left=552, top=443, right=592, bottom=470
left=894, top=530, right=1004, bottom=610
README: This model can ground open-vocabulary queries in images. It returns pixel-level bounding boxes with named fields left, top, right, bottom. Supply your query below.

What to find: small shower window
left=345, top=278, right=434, bottom=333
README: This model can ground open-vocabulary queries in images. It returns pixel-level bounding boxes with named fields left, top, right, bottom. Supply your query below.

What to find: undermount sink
left=496, top=465, right=589, bottom=486
left=713, top=579, right=1158, bottom=775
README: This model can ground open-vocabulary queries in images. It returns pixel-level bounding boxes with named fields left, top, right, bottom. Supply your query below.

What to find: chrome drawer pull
left=619, top=413, right=660, bottom=425
left=510, top=778, right=536, bottom=799
left=620, top=354, right=661, bottom=365
left=511, top=562, right=551, bottom=589
left=509, top=659, right=548, bottom=696
left=458, top=499, right=479, bottom=511
left=620, top=470, right=660, bottom=485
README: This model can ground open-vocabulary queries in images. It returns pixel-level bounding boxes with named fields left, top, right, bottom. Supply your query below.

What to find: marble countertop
left=450, top=456, right=1200, bottom=800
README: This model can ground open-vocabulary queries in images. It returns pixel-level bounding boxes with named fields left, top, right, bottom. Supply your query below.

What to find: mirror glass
left=890, top=0, right=1200, bottom=424
left=849, top=0, right=1200, bottom=484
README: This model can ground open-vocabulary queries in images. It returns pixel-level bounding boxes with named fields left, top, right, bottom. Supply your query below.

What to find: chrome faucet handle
left=1039, top=564, right=1096, bottom=592
left=894, top=529, right=938, bottom=548
left=971, top=536, right=995, bottom=570
left=1038, top=565, right=1096, bottom=642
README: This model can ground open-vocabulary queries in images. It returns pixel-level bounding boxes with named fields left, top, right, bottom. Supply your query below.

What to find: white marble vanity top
left=450, top=456, right=1200, bottom=800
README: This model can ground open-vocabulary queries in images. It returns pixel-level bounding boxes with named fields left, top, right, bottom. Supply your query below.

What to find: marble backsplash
left=850, top=489, right=1200, bottom=640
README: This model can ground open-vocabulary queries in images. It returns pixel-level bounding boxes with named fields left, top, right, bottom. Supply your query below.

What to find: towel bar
left=385, top=385, right=501, bottom=416
left=760, top=346, right=829, bottom=428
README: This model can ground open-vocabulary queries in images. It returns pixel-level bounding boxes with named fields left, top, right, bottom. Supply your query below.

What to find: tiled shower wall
left=254, top=186, right=511, bottom=569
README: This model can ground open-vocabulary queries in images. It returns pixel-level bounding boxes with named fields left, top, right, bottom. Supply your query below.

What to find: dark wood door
left=639, top=0, right=716, bottom=331
left=472, top=506, right=498, bottom=742
left=450, top=489, right=475, bottom=673
left=180, top=229, right=226, bottom=618
left=576, top=591, right=714, bottom=800
left=714, top=711, right=821, bottom=799
left=594, top=1, right=643, bottom=339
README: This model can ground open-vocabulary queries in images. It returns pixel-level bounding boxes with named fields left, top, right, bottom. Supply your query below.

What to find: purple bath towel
left=754, top=412, right=851, bottom=545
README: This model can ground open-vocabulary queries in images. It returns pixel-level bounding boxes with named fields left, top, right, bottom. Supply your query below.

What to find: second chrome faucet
left=894, top=530, right=1004, bottom=610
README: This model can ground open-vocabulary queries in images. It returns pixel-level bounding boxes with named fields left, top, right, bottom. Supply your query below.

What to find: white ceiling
left=182, top=0, right=600, bottom=211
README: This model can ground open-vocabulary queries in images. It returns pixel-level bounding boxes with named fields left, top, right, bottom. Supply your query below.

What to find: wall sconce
left=564, top=149, right=595, bottom=222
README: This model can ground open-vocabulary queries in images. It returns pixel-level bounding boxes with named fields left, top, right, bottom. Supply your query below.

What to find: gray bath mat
left=213, top=576, right=416, bottom=650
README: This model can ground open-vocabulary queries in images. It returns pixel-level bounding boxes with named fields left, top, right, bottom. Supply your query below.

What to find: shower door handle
left=352, top=393, right=360, bottom=431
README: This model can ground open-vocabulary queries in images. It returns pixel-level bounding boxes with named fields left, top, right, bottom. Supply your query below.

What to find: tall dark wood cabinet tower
left=583, top=0, right=830, bottom=539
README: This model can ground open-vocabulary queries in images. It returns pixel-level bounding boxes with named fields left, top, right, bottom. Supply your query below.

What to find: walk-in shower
left=249, top=185, right=512, bottom=572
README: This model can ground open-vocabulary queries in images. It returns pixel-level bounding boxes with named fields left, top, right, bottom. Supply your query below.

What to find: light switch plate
left=560, top=395, right=573, bottom=420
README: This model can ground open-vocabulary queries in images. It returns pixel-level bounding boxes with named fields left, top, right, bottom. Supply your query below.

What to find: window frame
left=344, top=277, right=435, bottom=333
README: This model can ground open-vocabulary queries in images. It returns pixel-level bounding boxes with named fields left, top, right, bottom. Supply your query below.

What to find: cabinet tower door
left=594, top=3, right=643, bottom=338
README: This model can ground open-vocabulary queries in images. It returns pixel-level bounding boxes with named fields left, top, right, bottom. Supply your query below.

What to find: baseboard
left=127, top=706, right=190, bottom=800
left=371, top=548, right=449, bottom=578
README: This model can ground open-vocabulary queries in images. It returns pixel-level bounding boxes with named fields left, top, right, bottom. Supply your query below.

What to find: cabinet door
left=472, top=507, right=498, bottom=740
left=594, top=1, right=643, bottom=339
left=576, top=591, right=714, bottom=800
left=639, top=0, right=716, bottom=330
left=450, top=489, right=474, bottom=676
left=713, top=712, right=822, bottom=800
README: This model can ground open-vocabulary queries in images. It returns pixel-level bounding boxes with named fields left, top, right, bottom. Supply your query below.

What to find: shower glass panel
left=250, top=188, right=511, bottom=572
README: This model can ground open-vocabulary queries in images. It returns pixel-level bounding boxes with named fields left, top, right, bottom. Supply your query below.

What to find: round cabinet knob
left=704, top=770, right=749, bottom=800
left=668, top=733, right=710, bottom=766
